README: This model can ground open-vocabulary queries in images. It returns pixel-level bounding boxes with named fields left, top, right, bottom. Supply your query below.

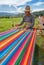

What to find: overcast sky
left=0, top=0, right=44, bottom=13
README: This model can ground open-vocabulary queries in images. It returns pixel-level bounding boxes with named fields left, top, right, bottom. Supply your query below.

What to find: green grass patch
left=0, top=17, right=21, bottom=32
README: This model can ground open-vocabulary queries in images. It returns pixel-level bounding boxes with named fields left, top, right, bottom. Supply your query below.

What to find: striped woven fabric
left=0, top=29, right=36, bottom=65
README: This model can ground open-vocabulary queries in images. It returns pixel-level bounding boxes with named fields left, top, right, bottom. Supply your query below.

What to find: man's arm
left=18, top=18, right=24, bottom=25
left=15, top=16, right=24, bottom=26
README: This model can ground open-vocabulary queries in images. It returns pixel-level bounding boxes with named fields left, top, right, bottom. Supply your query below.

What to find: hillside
left=32, top=10, right=44, bottom=16
left=0, top=10, right=44, bottom=17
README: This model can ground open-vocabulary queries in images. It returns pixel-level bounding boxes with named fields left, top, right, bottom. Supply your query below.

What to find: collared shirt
left=19, top=14, right=34, bottom=28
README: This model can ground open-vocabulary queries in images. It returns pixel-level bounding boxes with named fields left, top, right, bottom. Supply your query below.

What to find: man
left=15, top=6, right=34, bottom=29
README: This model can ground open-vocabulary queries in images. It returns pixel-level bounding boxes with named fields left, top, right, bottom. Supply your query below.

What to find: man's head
left=24, top=6, right=30, bottom=16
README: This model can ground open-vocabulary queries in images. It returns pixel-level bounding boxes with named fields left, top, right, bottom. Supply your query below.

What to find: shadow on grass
left=34, top=44, right=44, bottom=65
left=34, top=44, right=39, bottom=65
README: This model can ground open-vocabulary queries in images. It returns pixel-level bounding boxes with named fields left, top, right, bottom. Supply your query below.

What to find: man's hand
left=15, top=24, right=19, bottom=26
left=15, top=24, right=20, bottom=29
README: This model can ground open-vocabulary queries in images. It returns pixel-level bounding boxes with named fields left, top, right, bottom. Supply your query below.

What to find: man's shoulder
left=23, top=15, right=26, bottom=17
left=22, top=15, right=26, bottom=19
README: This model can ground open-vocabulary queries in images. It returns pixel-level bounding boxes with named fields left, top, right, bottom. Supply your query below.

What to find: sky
left=0, top=0, right=44, bottom=13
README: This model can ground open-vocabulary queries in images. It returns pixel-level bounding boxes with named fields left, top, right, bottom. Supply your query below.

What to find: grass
left=0, top=17, right=21, bottom=32
left=34, top=35, right=44, bottom=65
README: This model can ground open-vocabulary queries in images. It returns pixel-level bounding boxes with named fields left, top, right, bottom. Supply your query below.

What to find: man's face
left=25, top=11, right=30, bottom=16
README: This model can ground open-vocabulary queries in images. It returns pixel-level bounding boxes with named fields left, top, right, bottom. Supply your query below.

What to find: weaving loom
left=0, top=28, right=36, bottom=65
